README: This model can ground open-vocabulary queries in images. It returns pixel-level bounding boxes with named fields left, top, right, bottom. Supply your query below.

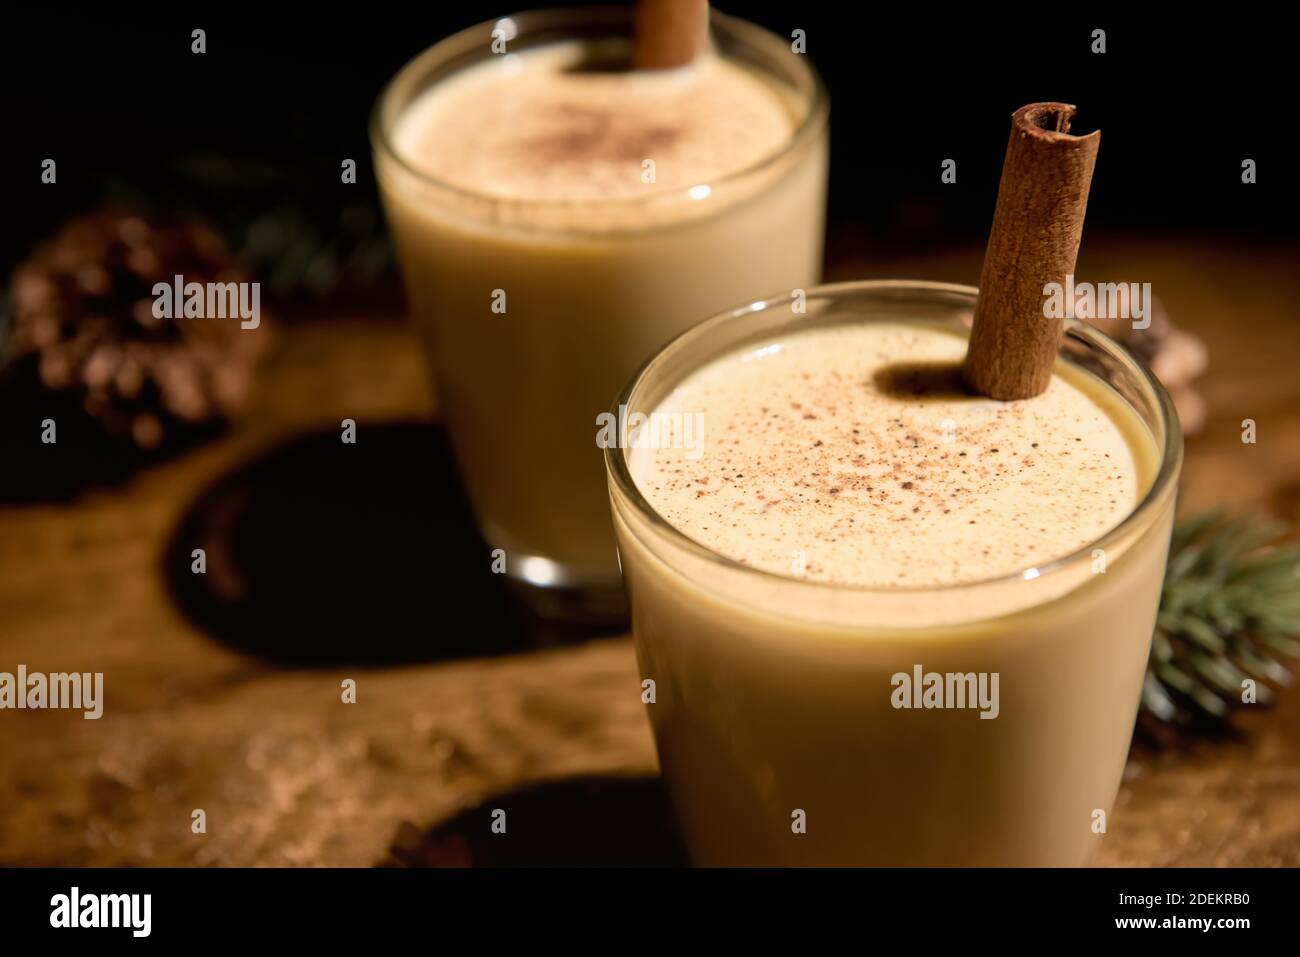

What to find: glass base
left=500, top=548, right=628, bottom=628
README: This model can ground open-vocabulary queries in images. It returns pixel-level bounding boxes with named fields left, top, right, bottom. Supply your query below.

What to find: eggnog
left=607, top=282, right=1181, bottom=865
left=372, top=9, right=828, bottom=614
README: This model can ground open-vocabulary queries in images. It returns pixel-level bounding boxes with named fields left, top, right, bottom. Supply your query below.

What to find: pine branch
left=102, top=154, right=393, bottom=299
left=1143, top=509, right=1300, bottom=729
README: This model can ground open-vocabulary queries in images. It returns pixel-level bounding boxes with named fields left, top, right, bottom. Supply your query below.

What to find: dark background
left=3, top=3, right=1295, bottom=283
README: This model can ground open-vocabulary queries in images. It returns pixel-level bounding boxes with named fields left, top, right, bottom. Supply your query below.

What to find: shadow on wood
left=379, top=774, right=688, bottom=867
left=162, top=420, right=620, bottom=667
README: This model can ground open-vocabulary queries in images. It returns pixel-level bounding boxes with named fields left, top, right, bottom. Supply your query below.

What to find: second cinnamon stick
left=633, top=0, right=709, bottom=70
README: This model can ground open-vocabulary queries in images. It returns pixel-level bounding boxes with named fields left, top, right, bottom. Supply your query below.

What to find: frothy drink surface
left=393, top=40, right=795, bottom=202
left=630, top=322, right=1151, bottom=588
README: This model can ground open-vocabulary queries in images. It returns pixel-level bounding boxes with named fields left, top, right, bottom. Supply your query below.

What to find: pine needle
left=1144, top=510, right=1300, bottom=728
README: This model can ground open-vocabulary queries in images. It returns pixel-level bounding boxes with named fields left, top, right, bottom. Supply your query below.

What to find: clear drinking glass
left=605, top=281, right=1183, bottom=865
left=371, top=7, right=829, bottom=622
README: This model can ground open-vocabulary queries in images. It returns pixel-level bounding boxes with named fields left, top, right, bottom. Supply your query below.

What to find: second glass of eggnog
left=606, top=281, right=1182, bottom=866
left=371, top=8, right=828, bottom=620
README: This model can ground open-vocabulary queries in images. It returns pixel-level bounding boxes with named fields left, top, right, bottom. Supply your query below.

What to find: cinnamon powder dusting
left=395, top=40, right=795, bottom=203
left=629, top=323, right=1146, bottom=588
left=521, top=105, right=683, bottom=167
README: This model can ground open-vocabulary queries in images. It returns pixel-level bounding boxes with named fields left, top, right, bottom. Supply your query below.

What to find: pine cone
left=3, top=209, right=266, bottom=449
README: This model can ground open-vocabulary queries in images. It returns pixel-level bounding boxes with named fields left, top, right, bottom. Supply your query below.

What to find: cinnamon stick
left=633, top=0, right=709, bottom=70
left=964, top=103, right=1101, bottom=400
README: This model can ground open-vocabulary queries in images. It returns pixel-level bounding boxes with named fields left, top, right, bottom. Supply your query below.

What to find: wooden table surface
left=2, top=234, right=1298, bottom=866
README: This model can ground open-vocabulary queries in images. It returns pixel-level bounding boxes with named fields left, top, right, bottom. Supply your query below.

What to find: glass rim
left=604, top=279, right=1185, bottom=596
left=367, top=5, right=830, bottom=215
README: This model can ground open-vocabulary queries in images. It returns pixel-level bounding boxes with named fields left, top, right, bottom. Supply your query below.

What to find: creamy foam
left=630, top=322, right=1152, bottom=588
left=392, top=39, right=795, bottom=203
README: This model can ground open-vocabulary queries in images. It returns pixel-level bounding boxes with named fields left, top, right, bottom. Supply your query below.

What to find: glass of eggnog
left=371, top=7, right=828, bottom=621
left=606, top=280, right=1182, bottom=866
